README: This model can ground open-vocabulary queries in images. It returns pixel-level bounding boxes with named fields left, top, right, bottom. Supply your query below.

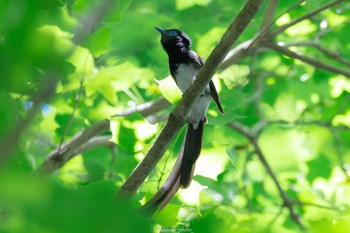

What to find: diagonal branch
left=37, top=119, right=110, bottom=174
left=265, top=42, right=350, bottom=78
left=37, top=97, right=170, bottom=174
left=58, top=79, right=85, bottom=153
left=251, top=137, right=304, bottom=228
left=313, top=44, right=350, bottom=68
left=218, top=0, right=347, bottom=76
left=219, top=0, right=305, bottom=71
left=219, top=39, right=257, bottom=71
left=229, top=121, right=304, bottom=228
left=271, top=0, right=345, bottom=36
left=116, top=0, right=266, bottom=198
left=283, top=41, right=350, bottom=68
left=260, top=0, right=280, bottom=30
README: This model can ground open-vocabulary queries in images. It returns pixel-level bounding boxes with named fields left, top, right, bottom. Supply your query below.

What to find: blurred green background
left=0, top=0, right=350, bottom=232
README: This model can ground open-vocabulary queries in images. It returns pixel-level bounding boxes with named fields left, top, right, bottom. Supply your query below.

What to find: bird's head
left=155, top=27, right=192, bottom=51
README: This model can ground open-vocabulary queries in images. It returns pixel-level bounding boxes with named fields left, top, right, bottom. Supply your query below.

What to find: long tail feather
left=180, top=121, right=203, bottom=188
left=142, top=121, right=204, bottom=213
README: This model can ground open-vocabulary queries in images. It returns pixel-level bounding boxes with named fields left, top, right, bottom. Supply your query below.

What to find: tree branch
left=219, top=0, right=306, bottom=71
left=74, top=135, right=115, bottom=154
left=268, top=119, right=349, bottom=131
left=283, top=41, right=350, bottom=68
left=37, top=119, right=110, bottom=174
left=330, top=128, right=350, bottom=178
left=271, top=0, right=345, bottom=36
left=265, top=42, right=350, bottom=78
left=58, top=79, right=84, bottom=152
left=291, top=200, right=339, bottom=211
left=112, top=98, right=170, bottom=118
left=260, top=0, right=279, bottom=30
left=313, top=44, right=350, bottom=68
left=116, top=0, right=266, bottom=198
left=252, top=138, right=304, bottom=228
left=37, top=97, right=170, bottom=174
left=219, top=39, right=257, bottom=71
left=229, top=121, right=304, bottom=228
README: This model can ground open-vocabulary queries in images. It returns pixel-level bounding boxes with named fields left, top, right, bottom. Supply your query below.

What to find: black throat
left=163, top=42, right=194, bottom=77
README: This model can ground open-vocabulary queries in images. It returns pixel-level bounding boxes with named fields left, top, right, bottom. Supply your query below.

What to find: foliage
left=1, top=0, right=350, bottom=233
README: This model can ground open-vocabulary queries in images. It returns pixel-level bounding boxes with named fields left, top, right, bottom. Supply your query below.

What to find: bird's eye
left=168, top=31, right=177, bottom=36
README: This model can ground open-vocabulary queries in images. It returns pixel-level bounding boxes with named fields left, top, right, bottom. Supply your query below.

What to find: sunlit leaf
left=154, top=204, right=181, bottom=227
left=156, top=75, right=182, bottom=103
left=207, top=87, right=246, bottom=125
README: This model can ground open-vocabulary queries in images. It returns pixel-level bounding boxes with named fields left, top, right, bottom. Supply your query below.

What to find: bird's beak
left=155, top=26, right=166, bottom=35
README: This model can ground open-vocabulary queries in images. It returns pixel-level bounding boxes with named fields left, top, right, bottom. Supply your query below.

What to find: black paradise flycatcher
left=143, top=27, right=224, bottom=212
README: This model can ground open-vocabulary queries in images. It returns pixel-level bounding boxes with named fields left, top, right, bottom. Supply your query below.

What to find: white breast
left=175, top=64, right=198, bottom=93
left=174, top=64, right=211, bottom=129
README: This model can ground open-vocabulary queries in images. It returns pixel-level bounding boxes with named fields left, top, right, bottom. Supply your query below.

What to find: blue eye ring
left=168, top=31, right=177, bottom=36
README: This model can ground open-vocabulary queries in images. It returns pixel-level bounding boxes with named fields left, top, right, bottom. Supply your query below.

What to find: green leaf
left=207, top=86, right=246, bottom=125
left=220, top=64, right=250, bottom=89
left=274, top=92, right=304, bottom=122
left=154, top=204, right=181, bottom=227
left=306, top=154, right=333, bottom=181
left=156, top=75, right=182, bottom=103
left=0, top=171, right=152, bottom=233
left=83, top=26, right=111, bottom=57
left=83, top=180, right=118, bottom=199
left=83, top=147, right=112, bottom=181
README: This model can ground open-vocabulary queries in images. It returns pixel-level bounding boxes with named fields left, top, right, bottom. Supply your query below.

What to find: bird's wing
left=209, top=80, right=224, bottom=114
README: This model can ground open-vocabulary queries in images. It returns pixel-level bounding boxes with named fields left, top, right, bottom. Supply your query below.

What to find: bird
left=142, top=27, right=224, bottom=213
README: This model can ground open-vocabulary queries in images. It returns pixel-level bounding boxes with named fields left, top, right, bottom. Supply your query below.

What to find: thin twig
left=272, top=0, right=306, bottom=24
left=268, top=119, right=349, bottom=131
left=252, top=138, right=304, bottom=228
left=37, top=98, right=170, bottom=174
left=156, top=155, right=171, bottom=190
left=282, top=41, right=350, bottom=68
left=291, top=200, right=339, bottom=211
left=260, top=0, right=280, bottom=30
left=315, top=44, right=350, bottom=68
left=246, top=0, right=306, bottom=52
left=271, top=0, right=345, bottom=36
left=229, top=121, right=304, bottom=228
left=219, top=39, right=257, bottom=71
left=219, top=0, right=306, bottom=70
left=37, top=119, right=110, bottom=174
left=111, top=98, right=170, bottom=118
left=219, top=0, right=345, bottom=75
left=58, top=79, right=84, bottom=153
left=330, top=128, right=350, bottom=178
left=74, top=135, right=115, bottom=155
left=265, top=42, right=350, bottom=78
